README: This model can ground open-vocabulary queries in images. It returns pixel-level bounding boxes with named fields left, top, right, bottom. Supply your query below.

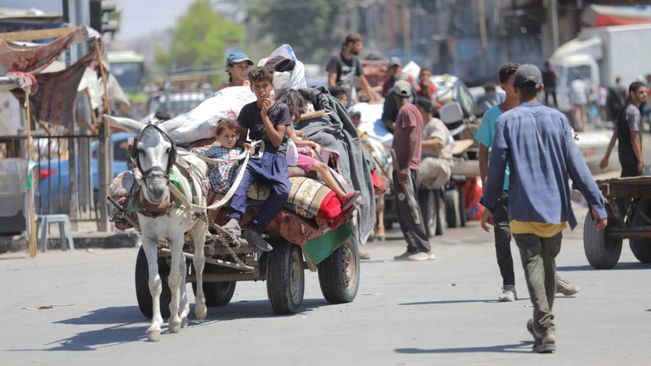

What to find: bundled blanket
left=294, top=88, right=376, bottom=243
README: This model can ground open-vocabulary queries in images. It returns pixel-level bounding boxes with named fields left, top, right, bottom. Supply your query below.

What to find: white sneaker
left=556, top=275, right=579, bottom=296
left=498, top=285, right=517, bottom=302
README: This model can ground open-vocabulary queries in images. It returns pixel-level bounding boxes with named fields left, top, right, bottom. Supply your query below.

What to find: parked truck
left=550, top=24, right=651, bottom=113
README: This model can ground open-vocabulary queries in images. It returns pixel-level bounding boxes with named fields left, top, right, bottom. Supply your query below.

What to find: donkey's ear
left=105, top=115, right=144, bottom=134
left=159, top=116, right=186, bottom=134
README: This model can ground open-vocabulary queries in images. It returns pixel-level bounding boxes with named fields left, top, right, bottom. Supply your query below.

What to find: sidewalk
left=0, top=226, right=140, bottom=254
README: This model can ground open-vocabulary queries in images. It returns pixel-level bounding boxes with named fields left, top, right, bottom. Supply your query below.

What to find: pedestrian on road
left=569, top=75, right=589, bottom=131
left=607, top=76, right=627, bottom=122
left=480, top=64, right=608, bottom=353
left=325, top=32, right=378, bottom=106
left=391, top=80, right=435, bottom=261
left=218, top=52, right=254, bottom=90
left=541, top=61, right=558, bottom=107
left=476, top=64, right=580, bottom=303
left=600, top=81, right=648, bottom=177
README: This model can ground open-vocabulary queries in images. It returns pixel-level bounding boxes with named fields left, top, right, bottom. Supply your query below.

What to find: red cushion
left=316, top=191, right=342, bottom=220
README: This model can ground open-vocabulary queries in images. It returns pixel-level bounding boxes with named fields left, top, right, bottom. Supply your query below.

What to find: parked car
left=37, top=132, right=131, bottom=214
left=144, top=90, right=209, bottom=120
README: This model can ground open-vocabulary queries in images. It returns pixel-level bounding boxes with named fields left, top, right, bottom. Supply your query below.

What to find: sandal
left=341, top=191, right=362, bottom=211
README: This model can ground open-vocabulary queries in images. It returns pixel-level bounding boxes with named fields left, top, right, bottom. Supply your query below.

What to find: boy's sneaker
left=222, top=218, right=241, bottom=237
left=556, top=275, right=580, bottom=296
left=242, top=229, right=273, bottom=252
left=498, top=285, right=517, bottom=302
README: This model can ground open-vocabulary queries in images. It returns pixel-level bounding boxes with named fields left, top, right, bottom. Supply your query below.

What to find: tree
left=245, top=0, right=341, bottom=63
left=156, top=0, right=244, bottom=71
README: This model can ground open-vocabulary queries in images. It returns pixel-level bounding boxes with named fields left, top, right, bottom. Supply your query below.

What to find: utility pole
left=401, top=0, right=412, bottom=60
left=550, top=0, right=559, bottom=52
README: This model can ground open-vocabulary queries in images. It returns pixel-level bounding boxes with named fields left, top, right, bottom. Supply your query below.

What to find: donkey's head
left=105, top=116, right=184, bottom=205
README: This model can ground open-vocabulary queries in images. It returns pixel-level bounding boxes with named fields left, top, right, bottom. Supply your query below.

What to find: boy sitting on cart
left=222, top=66, right=293, bottom=252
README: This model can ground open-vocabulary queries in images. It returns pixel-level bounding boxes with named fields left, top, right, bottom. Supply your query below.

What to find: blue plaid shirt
left=192, top=144, right=242, bottom=194
left=480, top=102, right=607, bottom=229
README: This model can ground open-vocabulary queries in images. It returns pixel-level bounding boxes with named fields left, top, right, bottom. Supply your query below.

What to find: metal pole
left=95, top=39, right=111, bottom=232
left=402, top=0, right=412, bottom=60
left=550, top=0, right=560, bottom=51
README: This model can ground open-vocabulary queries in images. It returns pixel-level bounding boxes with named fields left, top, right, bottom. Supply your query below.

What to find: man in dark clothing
left=600, top=81, right=648, bottom=177
left=391, top=80, right=434, bottom=261
left=541, top=62, right=558, bottom=107
left=607, top=76, right=627, bottom=122
left=325, top=32, right=377, bottom=106
left=382, top=85, right=416, bottom=132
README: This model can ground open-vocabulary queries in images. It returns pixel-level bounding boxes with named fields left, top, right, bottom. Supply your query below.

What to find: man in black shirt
left=325, top=32, right=377, bottom=106
left=600, top=81, right=648, bottom=177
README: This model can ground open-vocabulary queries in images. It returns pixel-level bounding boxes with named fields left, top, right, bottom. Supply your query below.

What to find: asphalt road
left=1, top=205, right=650, bottom=366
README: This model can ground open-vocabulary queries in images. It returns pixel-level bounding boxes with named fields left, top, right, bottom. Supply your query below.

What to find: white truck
left=550, top=24, right=651, bottom=113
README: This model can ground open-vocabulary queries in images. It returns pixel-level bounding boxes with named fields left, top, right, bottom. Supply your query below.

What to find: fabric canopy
left=12, top=50, right=96, bottom=128
left=0, top=26, right=95, bottom=75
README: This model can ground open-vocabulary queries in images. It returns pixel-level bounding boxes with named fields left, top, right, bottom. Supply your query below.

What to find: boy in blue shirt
left=476, top=64, right=579, bottom=302
left=480, top=64, right=608, bottom=353
left=223, top=66, right=292, bottom=252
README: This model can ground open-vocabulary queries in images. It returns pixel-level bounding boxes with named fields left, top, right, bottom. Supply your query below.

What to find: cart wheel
left=266, top=240, right=305, bottom=315
left=318, top=238, right=360, bottom=304
left=445, top=189, right=461, bottom=228
left=191, top=264, right=236, bottom=307
left=135, top=246, right=171, bottom=319
left=630, top=199, right=651, bottom=263
left=435, top=189, right=446, bottom=236
left=583, top=211, right=622, bottom=269
left=458, top=186, right=467, bottom=227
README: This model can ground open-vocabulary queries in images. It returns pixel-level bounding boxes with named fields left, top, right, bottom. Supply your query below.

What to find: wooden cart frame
left=134, top=221, right=361, bottom=318
left=583, top=176, right=651, bottom=269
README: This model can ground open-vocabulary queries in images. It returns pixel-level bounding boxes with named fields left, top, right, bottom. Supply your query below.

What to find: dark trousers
left=393, top=169, right=431, bottom=253
left=621, top=164, right=642, bottom=178
left=227, top=152, right=291, bottom=231
left=544, top=90, right=557, bottom=107
left=514, top=232, right=562, bottom=335
left=493, top=193, right=515, bottom=286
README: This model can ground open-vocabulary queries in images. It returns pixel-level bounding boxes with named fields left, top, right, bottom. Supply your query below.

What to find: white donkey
left=106, top=115, right=209, bottom=342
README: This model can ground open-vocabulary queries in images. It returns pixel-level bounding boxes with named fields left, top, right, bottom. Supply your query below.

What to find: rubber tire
left=445, top=189, right=461, bottom=228
left=135, top=246, right=171, bottom=319
left=630, top=199, right=651, bottom=263
left=191, top=264, right=237, bottom=307
left=458, top=186, right=467, bottom=227
left=435, top=189, right=446, bottom=236
left=583, top=211, right=622, bottom=269
left=318, top=239, right=360, bottom=304
left=266, top=241, right=305, bottom=315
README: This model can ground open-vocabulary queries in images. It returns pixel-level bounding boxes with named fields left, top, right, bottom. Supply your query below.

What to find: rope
left=171, top=140, right=263, bottom=212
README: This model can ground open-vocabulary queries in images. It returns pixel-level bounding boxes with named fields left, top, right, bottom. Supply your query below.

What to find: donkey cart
left=134, top=221, right=360, bottom=318
left=583, top=176, right=651, bottom=269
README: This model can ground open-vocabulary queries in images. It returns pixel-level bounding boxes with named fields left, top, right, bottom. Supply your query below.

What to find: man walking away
left=325, top=32, right=378, bottom=106
left=541, top=61, right=558, bottom=107
left=391, top=80, right=435, bottom=261
left=476, top=64, right=580, bottom=302
left=600, top=81, right=648, bottom=177
left=480, top=64, right=608, bottom=353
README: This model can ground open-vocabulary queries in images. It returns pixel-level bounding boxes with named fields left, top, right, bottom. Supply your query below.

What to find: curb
left=0, top=230, right=140, bottom=254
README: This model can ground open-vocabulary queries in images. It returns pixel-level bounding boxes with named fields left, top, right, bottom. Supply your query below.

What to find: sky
left=0, top=0, right=192, bottom=39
